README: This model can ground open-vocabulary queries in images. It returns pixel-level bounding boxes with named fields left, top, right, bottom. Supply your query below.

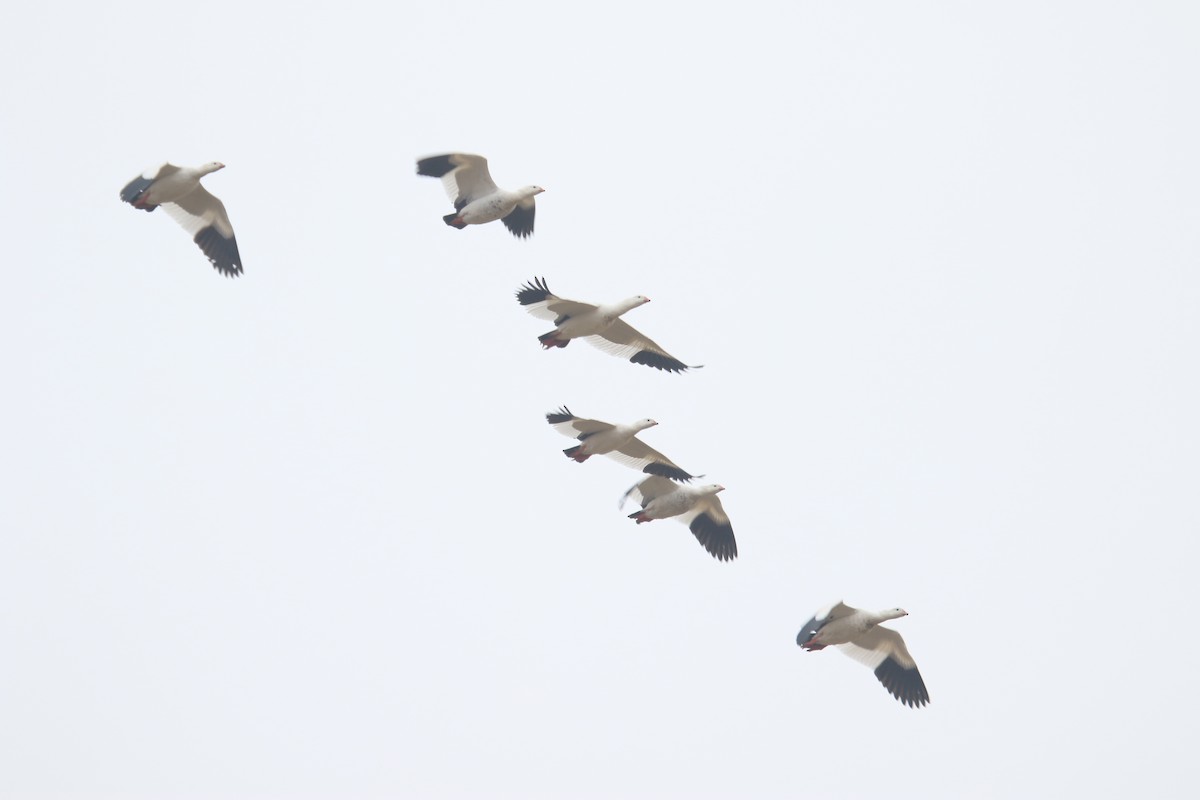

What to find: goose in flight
left=620, top=477, right=735, bottom=561
left=545, top=407, right=695, bottom=482
left=120, top=161, right=242, bottom=277
left=516, top=277, right=701, bottom=373
left=416, top=153, right=543, bottom=238
left=796, top=601, right=930, bottom=708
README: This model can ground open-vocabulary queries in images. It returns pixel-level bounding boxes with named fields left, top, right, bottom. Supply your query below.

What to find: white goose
left=545, top=407, right=695, bottom=482
left=620, top=477, right=735, bottom=561
left=416, top=153, right=544, bottom=238
left=119, top=162, right=242, bottom=277
left=516, top=277, right=701, bottom=373
left=796, top=601, right=930, bottom=708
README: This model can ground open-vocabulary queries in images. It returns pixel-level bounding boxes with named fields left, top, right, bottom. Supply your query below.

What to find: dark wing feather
left=796, top=615, right=826, bottom=647
left=689, top=512, right=737, bottom=562
left=193, top=228, right=243, bottom=277
left=120, top=175, right=157, bottom=211
left=415, top=155, right=458, bottom=178
left=545, top=406, right=611, bottom=442
left=874, top=657, right=930, bottom=708
left=642, top=462, right=695, bottom=482
left=630, top=350, right=693, bottom=373
left=516, top=277, right=554, bottom=306
left=502, top=201, right=535, bottom=239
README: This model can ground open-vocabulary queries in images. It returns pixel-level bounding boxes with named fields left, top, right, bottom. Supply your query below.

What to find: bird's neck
left=604, top=297, right=644, bottom=318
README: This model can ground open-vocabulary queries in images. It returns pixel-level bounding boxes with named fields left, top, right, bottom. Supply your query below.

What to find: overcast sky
left=2, top=2, right=1198, bottom=798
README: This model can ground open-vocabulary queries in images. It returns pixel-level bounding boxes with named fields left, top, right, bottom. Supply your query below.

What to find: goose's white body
left=458, top=187, right=540, bottom=226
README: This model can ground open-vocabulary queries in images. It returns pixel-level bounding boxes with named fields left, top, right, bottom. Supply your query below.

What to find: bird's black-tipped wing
left=796, top=615, right=826, bottom=647
left=688, top=510, right=737, bottom=562
left=587, top=319, right=700, bottom=374
left=502, top=199, right=535, bottom=238
left=839, top=626, right=930, bottom=709
left=120, top=163, right=177, bottom=211
left=678, top=495, right=735, bottom=561
left=415, top=154, right=458, bottom=178
left=160, top=185, right=243, bottom=278
left=193, top=228, right=243, bottom=277
left=545, top=407, right=611, bottom=440
left=416, top=153, right=497, bottom=207
left=607, top=439, right=696, bottom=483
left=516, top=278, right=595, bottom=323
left=630, top=350, right=695, bottom=373
left=120, top=175, right=157, bottom=210
left=873, top=657, right=930, bottom=708
left=797, top=602, right=855, bottom=648
left=642, top=462, right=696, bottom=482
left=517, top=277, right=554, bottom=307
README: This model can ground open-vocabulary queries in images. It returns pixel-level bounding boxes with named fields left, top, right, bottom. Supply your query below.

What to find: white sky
left=2, top=2, right=1198, bottom=798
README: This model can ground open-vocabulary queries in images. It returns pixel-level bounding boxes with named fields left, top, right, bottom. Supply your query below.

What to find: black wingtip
left=796, top=618, right=820, bottom=647
left=502, top=204, right=535, bottom=238
left=545, top=406, right=574, bottom=425
left=416, top=154, right=457, bottom=178
left=194, top=227, right=243, bottom=278
left=689, top=514, right=737, bottom=562
left=516, top=276, right=552, bottom=306
left=119, top=175, right=157, bottom=210
left=643, top=463, right=694, bottom=482
left=874, top=658, right=930, bottom=708
left=630, top=351, right=695, bottom=374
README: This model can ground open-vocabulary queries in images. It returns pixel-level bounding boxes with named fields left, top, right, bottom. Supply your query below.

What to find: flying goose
left=516, top=278, right=701, bottom=373
left=120, top=162, right=242, bottom=277
left=545, top=407, right=695, bottom=482
left=796, top=601, right=930, bottom=708
left=416, top=153, right=543, bottom=238
left=620, top=476, right=735, bottom=561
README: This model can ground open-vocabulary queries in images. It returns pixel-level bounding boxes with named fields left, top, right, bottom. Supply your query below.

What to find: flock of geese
left=119, top=154, right=931, bottom=709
